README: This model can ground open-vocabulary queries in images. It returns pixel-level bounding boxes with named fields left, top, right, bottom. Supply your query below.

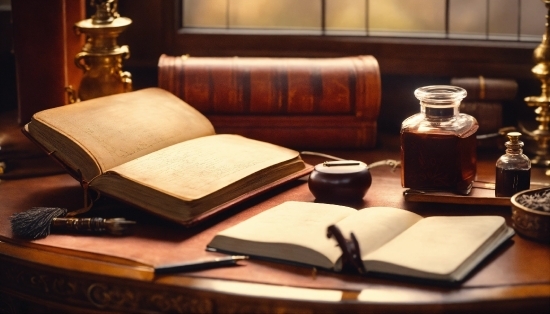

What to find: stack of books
left=451, top=76, right=518, bottom=149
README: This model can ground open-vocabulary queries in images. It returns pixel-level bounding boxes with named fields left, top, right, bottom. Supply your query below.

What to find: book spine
left=450, top=77, right=518, bottom=101
left=158, top=55, right=381, bottom=120
left=459, top=101, right=503, bottom=135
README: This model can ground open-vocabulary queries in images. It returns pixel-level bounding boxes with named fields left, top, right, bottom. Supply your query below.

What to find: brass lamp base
left=523, top=0, right=550, bottom=169
left=67, top=0, right=132, bottom=103
left=523, top=96, right=550, bottom=167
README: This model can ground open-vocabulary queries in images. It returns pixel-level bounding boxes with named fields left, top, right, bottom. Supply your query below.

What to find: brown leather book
left=24, top=88, right=311, bottom=227
left=451, top=77, right=517, bottom=101
left=459, top=101, right=503, bottom=135
left=451, top=77, right=517, bottom=139
left=158, top=55, right=381, bottom=149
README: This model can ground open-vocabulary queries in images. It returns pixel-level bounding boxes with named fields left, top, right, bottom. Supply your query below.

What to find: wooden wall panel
left=11, top=0, right=85, bottom=124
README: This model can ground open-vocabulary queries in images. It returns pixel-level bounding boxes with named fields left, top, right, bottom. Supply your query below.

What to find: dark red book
left=158, top=55, right=381, bottom=149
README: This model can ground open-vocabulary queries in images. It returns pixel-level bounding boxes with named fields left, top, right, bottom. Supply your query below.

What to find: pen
left=154, top=255, right=249, bottom=274
left=323, top=161, right=360, bottom=167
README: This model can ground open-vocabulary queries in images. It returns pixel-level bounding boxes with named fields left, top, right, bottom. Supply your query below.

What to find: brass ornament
left=66, top=0, right=132, bottom=103
left=522, top=0, right=550, bottom=167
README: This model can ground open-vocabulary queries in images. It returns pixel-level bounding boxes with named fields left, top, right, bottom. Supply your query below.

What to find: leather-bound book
left=158, top=55, right=381, bottom=149
left=24, top=88, right=311, bottom=227
left=451, top=77, right=518, bottom=101
left=451, top=77, right=518, bottom=136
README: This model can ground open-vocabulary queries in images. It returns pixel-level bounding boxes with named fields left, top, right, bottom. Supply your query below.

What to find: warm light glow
left=369, top=0, right=445, bottom=37
left=181, top=0, right=544, bottom=41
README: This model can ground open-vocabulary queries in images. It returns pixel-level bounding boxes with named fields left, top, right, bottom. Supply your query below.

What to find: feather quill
left=10, top=207, right=68, bottom=239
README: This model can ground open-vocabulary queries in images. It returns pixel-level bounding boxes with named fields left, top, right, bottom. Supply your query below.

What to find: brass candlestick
left=66, top=0, right=132, bottom=103
left=522, top=0, right=550, bottom=167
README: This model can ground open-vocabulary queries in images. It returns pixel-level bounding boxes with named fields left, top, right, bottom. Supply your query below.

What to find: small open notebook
left=207, top=201, right=514, bottom=282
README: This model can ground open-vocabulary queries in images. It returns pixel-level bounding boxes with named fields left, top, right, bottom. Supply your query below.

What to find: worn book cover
left=158, top=55, right=381, bottom=149
left=24, top=88, right=312, bottom=226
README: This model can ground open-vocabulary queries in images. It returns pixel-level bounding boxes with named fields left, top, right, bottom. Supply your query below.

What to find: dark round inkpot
left=308, top=160, right=371, bottom=202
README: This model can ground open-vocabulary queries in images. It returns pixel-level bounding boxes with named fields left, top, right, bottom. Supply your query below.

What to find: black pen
left=154, top=255, right=248, bottom=274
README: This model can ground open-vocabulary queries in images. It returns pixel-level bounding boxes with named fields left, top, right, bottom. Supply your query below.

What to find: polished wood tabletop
left=0, top=111, right=549, bottom=313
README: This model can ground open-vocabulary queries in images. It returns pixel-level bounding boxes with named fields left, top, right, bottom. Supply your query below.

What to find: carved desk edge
left=1, top=240, right=549, bottom=314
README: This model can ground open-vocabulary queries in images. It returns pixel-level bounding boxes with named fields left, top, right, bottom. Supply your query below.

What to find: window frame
left=161, top=0, right=538, bottom=79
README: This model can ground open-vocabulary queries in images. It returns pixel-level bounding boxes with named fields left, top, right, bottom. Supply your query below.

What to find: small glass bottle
left=495, top=132, right=531, bottom=197
left=401, top=85, right=478, bottom=195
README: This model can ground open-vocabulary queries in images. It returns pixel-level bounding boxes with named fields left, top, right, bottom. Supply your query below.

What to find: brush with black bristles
left=10, top=207, right=136, bottom=239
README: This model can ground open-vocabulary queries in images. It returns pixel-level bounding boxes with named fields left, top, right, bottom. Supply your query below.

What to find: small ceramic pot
left=308, top=160, right=371, bottom=202
left=510, top=187, right=550, bottom=243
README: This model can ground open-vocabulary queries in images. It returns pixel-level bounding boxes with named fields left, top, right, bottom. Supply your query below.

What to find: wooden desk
left=1, top=113, right=549, bottom=313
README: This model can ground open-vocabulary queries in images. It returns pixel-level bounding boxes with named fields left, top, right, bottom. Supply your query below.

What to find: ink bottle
left=495, top=132, right=531, bottom=197
left=401, top=85, right=478, bottom=195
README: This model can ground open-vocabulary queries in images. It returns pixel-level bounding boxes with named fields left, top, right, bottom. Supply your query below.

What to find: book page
left=210, top=201, right=357, bottom=267
left=363, top=216, right=506, bottom=278
left=335, top=207, right=423, bottom=258
left=31, top=88, right=215, bottom=174
left=106, top=134, right=301, bottom=200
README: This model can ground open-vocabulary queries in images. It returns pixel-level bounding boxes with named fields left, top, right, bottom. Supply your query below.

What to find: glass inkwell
left=401, top=85, right=479, bottom=195
left=495, top=132, right=531, bottom=197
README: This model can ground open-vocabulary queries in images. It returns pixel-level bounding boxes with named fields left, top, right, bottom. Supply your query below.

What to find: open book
left=207, top=201, right=514, bottom=282
left=24, top=88, right=310, bottom=226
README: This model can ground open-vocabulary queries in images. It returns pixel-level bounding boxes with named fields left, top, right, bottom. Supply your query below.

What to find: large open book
left=24, top=88, right=310, bottom=226
left=208, top=201, right=515, bottom=282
